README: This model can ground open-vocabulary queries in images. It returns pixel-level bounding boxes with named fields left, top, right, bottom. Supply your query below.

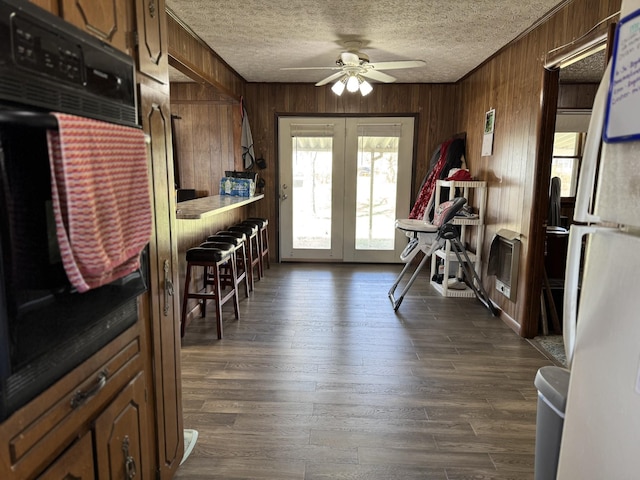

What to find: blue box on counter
left=220, top=177, right=255, bottom=197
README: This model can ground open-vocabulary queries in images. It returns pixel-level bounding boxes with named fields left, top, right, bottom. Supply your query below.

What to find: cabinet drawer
left=37, top=432, right=95, bottom=480
left=0, top=327, right=143, bottom=480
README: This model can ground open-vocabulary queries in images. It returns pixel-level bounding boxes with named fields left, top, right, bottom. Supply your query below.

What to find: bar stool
left=243, top=217, right=270, bottom=272
left=229, top=223, right=261, bottom=286
left=207, top=233, right=250, bottom=298
left=181, top=242, right=239, bottom=339
left=216, top=230, right=254, bottom=292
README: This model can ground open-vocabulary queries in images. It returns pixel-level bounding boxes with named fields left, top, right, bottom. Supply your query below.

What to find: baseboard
left=499, top=310, right=521, bottom=335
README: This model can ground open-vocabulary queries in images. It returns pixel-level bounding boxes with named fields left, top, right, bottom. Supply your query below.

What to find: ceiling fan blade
left=361, top=69, right=397, bottom=83
left=340, top=52, right=360, bottom=65
left=280, top=66, right=341, bottom=71
left=368, top=60, right=426, bottom=70
left=315, top=71, right=346, bottom=86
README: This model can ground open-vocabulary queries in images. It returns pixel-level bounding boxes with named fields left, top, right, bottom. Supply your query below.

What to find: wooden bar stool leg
left=212, top=262, right=223, bottom=339
left=230, top=257, right=240, bottom=318
left=261, top=226, right=270, bottom=269
left=251, top=234, right=264, bottom=280
left=239, top=242, right=250, bottom=297
left=229, top=225, right=259, bottom=287
left=181, top=263, right=192, bottom=338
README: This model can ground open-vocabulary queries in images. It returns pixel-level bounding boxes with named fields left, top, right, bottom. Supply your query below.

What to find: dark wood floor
left=175, top=263, right=553, bottom=480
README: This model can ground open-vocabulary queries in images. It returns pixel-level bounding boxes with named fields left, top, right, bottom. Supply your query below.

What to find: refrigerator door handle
left=563, top=224, right=597, bottom=367
left=563, top=224, right=618, bottom=366
left=573, top=62, right=611, bottom=224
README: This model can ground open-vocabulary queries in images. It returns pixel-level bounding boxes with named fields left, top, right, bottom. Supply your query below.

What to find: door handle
left=164, top=259, right=173, bottom=316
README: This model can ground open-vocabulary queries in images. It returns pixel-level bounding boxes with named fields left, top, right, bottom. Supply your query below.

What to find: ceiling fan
left=281, top=41, right=426, bottom=96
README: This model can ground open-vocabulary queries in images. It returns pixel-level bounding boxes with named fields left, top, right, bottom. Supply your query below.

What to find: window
left=551, top=132, right=585, bottom=197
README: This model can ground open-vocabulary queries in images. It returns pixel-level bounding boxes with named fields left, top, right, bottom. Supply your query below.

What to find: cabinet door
left=60, top=0, right=131, bottom=54
left=93, top=372, right=151, bottom=480
left=38, top=433, right=95, bottom=480
left=139, top=84, right=184, bottom=479
left=134, top=0, right=168, bottom=84
left=28, top=0, right=58, bottom=14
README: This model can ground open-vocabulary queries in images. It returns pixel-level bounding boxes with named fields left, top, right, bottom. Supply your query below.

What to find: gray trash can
left=534, top=366, right=570, bottom=480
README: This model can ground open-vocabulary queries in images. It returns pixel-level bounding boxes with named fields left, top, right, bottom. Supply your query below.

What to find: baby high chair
left=388, top=196, right=497, bottom=315
left=388, top=197, right=465, bottom=310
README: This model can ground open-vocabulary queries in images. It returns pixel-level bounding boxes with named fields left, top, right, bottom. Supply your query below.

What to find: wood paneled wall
left=455, top=0, right=620, bottom=335
left=243, top=82, right=459, bottom=259
left=166, top=11, right=244, bottom=100
left=170, top=83, right=242, bottom=198
left=558, top=83, right=599, bottom=109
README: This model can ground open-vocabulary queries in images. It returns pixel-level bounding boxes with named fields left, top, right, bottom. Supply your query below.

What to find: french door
left=278, top=117, right=414, bottom=262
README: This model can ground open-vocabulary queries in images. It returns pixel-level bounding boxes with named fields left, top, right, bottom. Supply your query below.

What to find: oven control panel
left=0, top=0, right=137, bottom=127
left=11, top=14, right=84, bottom=85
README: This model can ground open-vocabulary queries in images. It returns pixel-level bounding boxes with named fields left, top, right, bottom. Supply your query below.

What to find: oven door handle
left=0, top=110, right=58, bottom=129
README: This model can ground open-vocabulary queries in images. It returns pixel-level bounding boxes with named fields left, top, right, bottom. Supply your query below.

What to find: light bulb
left=359, top=80, right=373, bottom=96
left=331, top=79, right=346, bottom=96
left=346, top=75, right=360, bottom=93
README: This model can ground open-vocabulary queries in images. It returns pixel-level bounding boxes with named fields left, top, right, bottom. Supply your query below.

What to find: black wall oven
left=0, top=0, right=146, bottom=421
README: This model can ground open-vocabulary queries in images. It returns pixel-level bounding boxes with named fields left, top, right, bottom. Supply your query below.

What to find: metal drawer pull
left=70, top=369, right=108, bottom=409
left=122, top=436, right=137, bottom=479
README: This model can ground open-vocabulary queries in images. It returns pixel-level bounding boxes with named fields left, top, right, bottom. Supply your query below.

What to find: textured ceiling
left=166, top=0, right=568, bottom=84
left=559, top=49, right=607, bottom=83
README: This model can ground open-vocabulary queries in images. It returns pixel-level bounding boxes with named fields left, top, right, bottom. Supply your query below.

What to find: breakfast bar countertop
left=175, top=194, right=264, bottom=220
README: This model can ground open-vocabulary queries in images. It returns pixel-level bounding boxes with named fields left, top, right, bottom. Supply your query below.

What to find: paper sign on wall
left=605, top=9, right=640, bottom=143
left=482, top=109, right=495, bottom=156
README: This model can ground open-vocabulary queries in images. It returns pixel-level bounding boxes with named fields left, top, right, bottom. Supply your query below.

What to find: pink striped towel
left=47, top=113, right=152, bottom=293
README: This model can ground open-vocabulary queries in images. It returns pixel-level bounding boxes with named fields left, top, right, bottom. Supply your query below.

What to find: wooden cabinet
left=27, top=0, right=59, bottom=14
left=139, top=82, right=184, bottom=480
left=1, top=3, right=182, bottom=479
left=38, top=433, right=95, bottom=480
left=0, top=326, right=148, bottom=480
left=136, top=0, right=183, bottom=476
left=59, top=0, right=132, bottom=54
left=134, top=0, right=168, bottom=83
left=94, top=372, right=150, bottom=480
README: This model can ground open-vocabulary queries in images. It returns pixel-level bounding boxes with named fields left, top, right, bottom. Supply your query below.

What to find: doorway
left=277, top=116, right=415, bottom=262
left=533, top=30, right=613, bottom=342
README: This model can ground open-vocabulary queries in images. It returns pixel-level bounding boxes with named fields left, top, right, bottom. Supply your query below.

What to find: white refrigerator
left=557, top=1, right=640, bottom=478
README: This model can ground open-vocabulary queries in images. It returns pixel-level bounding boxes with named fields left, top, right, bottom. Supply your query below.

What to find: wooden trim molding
left=545, top=32, right=608, bottom=70
left=545, top=11, right=619, bottom=68
left=521, top=67, right=560, bottom=338
left=166, top=8, right=245, bottom=100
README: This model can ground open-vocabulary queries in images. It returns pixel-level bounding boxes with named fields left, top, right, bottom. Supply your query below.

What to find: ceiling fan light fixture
left=346, top=74, right=360, bottom=93
left=331, top=78, right=346, bottom=96
left=359, top=79, right=373, bottom=96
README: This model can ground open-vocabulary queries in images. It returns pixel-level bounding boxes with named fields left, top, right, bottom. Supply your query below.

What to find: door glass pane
left=292, top=136, right=333, bottom=249
left=355, top=135, right=399, bottom=250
